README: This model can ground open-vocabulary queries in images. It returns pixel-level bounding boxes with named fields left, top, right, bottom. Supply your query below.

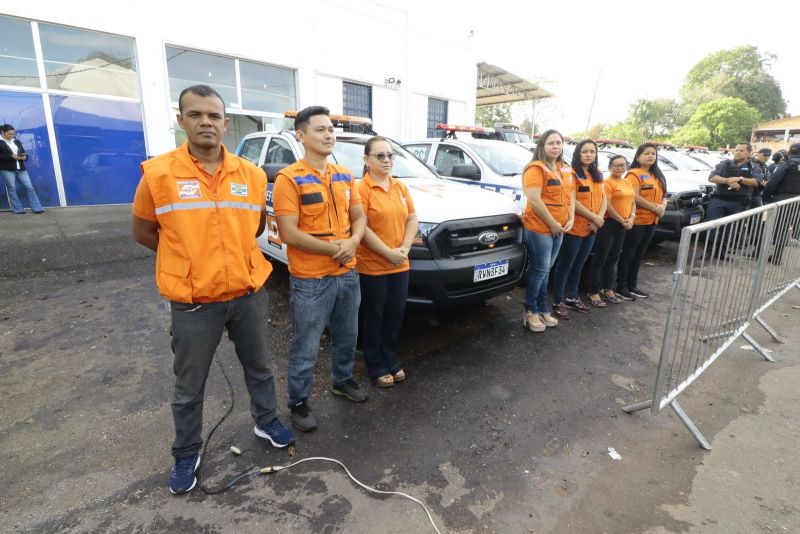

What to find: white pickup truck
left=235, top=124, right=526, bottom=307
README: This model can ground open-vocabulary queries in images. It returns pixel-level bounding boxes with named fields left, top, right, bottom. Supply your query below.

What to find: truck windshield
left=332, top=137, right=436, bottom=179
left=467, top=142, right=532, bottom=176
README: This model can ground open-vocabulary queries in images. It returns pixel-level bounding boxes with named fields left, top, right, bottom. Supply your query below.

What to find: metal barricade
left=623, top=196, right=800, bottom=450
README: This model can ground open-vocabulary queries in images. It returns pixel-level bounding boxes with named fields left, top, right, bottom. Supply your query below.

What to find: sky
left=394, top=0, right=800, bottom=134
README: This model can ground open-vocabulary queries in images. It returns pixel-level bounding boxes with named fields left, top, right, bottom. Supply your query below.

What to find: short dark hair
left=295, top=106, right=330, bottom=132
left=736, top=142, right=753, bottom=152
left=1, top=124, right=15, bottom=133
left=178, top=85, right=226, bottom=114
left=790, top=143, right=800, bottom=156
left=758, top=148, right=772, bottom=157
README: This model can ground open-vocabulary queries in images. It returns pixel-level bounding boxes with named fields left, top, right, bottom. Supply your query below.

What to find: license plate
left=690, top=214, right=701, bottom=224
left=473, top=259, right=509, bottom=282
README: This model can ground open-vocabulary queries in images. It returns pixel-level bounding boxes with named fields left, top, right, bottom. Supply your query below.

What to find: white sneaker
left=524, top=311, right=546, bottom=332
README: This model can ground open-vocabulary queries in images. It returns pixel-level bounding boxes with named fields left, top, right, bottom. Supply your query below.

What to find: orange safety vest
left=522, top=160, right=573, bottom=234
left=569, top=171, right=605, bottom=237
left=626, top=168, right=665, bottom=226
left=138, top=144, right=271, bottom=303
left=273, top=160, right=358, bottom=278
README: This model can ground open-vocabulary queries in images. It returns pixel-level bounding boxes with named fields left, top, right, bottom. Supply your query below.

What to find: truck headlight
left=412, top=222, right=438, bottom=246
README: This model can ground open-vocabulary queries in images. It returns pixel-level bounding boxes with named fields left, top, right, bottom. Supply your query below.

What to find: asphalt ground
left=1, top=206, right=798, bottom=533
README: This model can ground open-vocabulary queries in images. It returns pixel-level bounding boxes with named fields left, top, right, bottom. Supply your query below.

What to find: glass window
left=427, top=98, right=448, bottom=138
left=404, top=144, right=431, bottom=163
left=240, top=60, right=296, bottom=113
left=434, top=144, right=475, bottom=177
left=0, top=16, right=39, bottom=88
left=39, top=23, right=138, bottom=98
left=343, top=81, right=371, bottom=118
left=265, top=138, right=296, bottom=166
left=238, top=137, right=265, bottom=164
left=50, top=94, right=146, bottom=205
left=466, top=142, right=531, bottom=176
left=166, top=46, right=236, bottom=106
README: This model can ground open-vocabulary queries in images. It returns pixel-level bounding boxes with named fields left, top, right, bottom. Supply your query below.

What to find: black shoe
left=616, top=288, right=636, bottom=301
left=331, top=378, right=368, bottom=402
left=290, top=400, right=318, bottom=432
left=629, top=287, right=649, bottom=299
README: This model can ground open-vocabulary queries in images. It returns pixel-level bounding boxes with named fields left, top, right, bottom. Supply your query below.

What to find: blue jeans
left=288, top=269, right=360, bottom=407
left=359, top=271, right=409, bottom=379
left=169, top=286, right=277, bottom=457
left=1, top=169, right=44, bottom=213
left=552, top=233, right=596, bottom=302
left=523, top=229, right=563, bottom=314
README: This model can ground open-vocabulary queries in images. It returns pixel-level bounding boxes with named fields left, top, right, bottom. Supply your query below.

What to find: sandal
left=564, top=298, right=590, bottom=313
left=374, top=374, right=394, bottom=388
left=600, top=290, right=622, bottom=304
left=587, top=293, right=607, bottom=308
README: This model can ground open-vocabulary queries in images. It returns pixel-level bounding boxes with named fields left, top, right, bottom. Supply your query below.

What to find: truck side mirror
left=450, top=164, right=481, bottom=180
left=261, top=163, right=286, bottom=183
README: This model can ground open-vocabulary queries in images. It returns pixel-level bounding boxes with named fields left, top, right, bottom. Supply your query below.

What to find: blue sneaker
left=169, top=453, right=200, bottom=495
left=254, top=417, right=295, bottom=448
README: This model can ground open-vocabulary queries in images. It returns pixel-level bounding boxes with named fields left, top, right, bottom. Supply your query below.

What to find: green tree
left=670, top=123, right=712, bottom=148
left=682, top=45, right=786, bottom=120
left=628, top=98, right=678, bottom=139
left=475, top=104, right=512, bottom=127
left=676, top=97, right=759, bottom=149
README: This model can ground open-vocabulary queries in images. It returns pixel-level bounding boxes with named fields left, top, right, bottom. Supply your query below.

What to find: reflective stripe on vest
left=155, top=200, right=261, bottom=215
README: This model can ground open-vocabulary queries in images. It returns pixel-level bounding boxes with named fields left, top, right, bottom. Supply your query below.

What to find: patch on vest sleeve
left=230, top=183, right=248, bottom=197
left=177, top=180, right=202, bottom=199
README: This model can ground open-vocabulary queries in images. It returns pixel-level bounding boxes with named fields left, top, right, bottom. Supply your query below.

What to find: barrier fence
left=623, top=196, right=800, bottom=450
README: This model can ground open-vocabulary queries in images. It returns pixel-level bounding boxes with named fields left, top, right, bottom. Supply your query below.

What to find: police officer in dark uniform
left=705, top=143, right=763, bottom=258
left=750, top=148, right=772, bottom=208
left=764, top=142, right=800, bottom=263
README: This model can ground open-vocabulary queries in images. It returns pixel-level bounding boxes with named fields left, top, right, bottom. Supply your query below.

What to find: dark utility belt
left=712, top=193, right=751, bottom=202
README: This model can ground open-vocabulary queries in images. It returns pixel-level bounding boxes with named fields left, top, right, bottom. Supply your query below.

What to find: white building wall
left=6, top=0, right=476, bottom=154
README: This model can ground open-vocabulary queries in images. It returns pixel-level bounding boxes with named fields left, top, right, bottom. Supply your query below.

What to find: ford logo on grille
left=478, top=230, right=500, bottom=245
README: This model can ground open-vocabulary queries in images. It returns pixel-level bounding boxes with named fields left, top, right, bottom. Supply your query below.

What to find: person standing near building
left=356, top=136, right=418, bottom=388
left=616, top=143, right=667, bottom=300
left=751, top=147, right=772, bottom=208
left=132, top=85, right=294, bottom=495
left=521, top=129, right=574, bottom=332
left=705, top=143, right=763, bottom=258
left=551, top=139, right=606, bottom=319
left=764, top=143, right=800, bottom=264
left=585, top=154, right=635, bottom=306
left=0, top=124, right=45, bottom=214
left=273, top=106, right=368, bottom=432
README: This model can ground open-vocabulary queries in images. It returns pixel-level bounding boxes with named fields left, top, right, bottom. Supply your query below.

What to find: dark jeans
left=552, top=233, right=596, bottom=302
left=287, top=269, right=360, bottom=407
left=359, top=271, right=409, bottom=379
left=769, top=195, right=800, bottom=263
left=705, top=197, right=748, bottom=258
left=170, top=286, right=276, bottom=458
left=523, top=229, right=563, bottom=313
left=617, top=224, right=656, bottom=291
left=586, top=219, right=626, bottom=294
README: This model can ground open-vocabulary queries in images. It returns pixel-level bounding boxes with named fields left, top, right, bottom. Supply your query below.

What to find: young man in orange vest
left=131, top=85, right=294, bottom=495
left=273, top=106, right=368, bottom=432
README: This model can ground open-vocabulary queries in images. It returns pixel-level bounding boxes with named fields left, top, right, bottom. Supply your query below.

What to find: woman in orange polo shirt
left=357, top=136, right=418, bottom=387
left=616, top=143, right=667, bottom=301
left=522, top=129, right=575, bottom=333
left=585, top=154, right=636, bottom=305
left=551, top=139, right=607, bottom=319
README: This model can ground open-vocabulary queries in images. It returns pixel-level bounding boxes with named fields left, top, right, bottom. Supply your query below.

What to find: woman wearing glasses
left=521, top=129, right=575, bottom=333
left=585, top=154, right=635, bottom=306
left=616, top=143, right=667, bottom=301
left=551, top=139, right=606, bottom=319
left=356, top=136, right=418, bottom=387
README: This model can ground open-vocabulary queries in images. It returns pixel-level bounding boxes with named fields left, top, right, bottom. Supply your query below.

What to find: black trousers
left=586, top=219, right=626, bottom=294
left=616, top=224, right=656, bottom=291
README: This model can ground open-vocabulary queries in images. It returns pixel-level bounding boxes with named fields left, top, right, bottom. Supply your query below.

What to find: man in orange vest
left=273, top=106, right=368, bottom=432
left=131, top=85, right=294, bottom=495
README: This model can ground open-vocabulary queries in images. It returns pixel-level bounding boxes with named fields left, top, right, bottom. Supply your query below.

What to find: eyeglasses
left=610, top=163, right=627, bottom=169
left=369, top=152, right=395, bottom=161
